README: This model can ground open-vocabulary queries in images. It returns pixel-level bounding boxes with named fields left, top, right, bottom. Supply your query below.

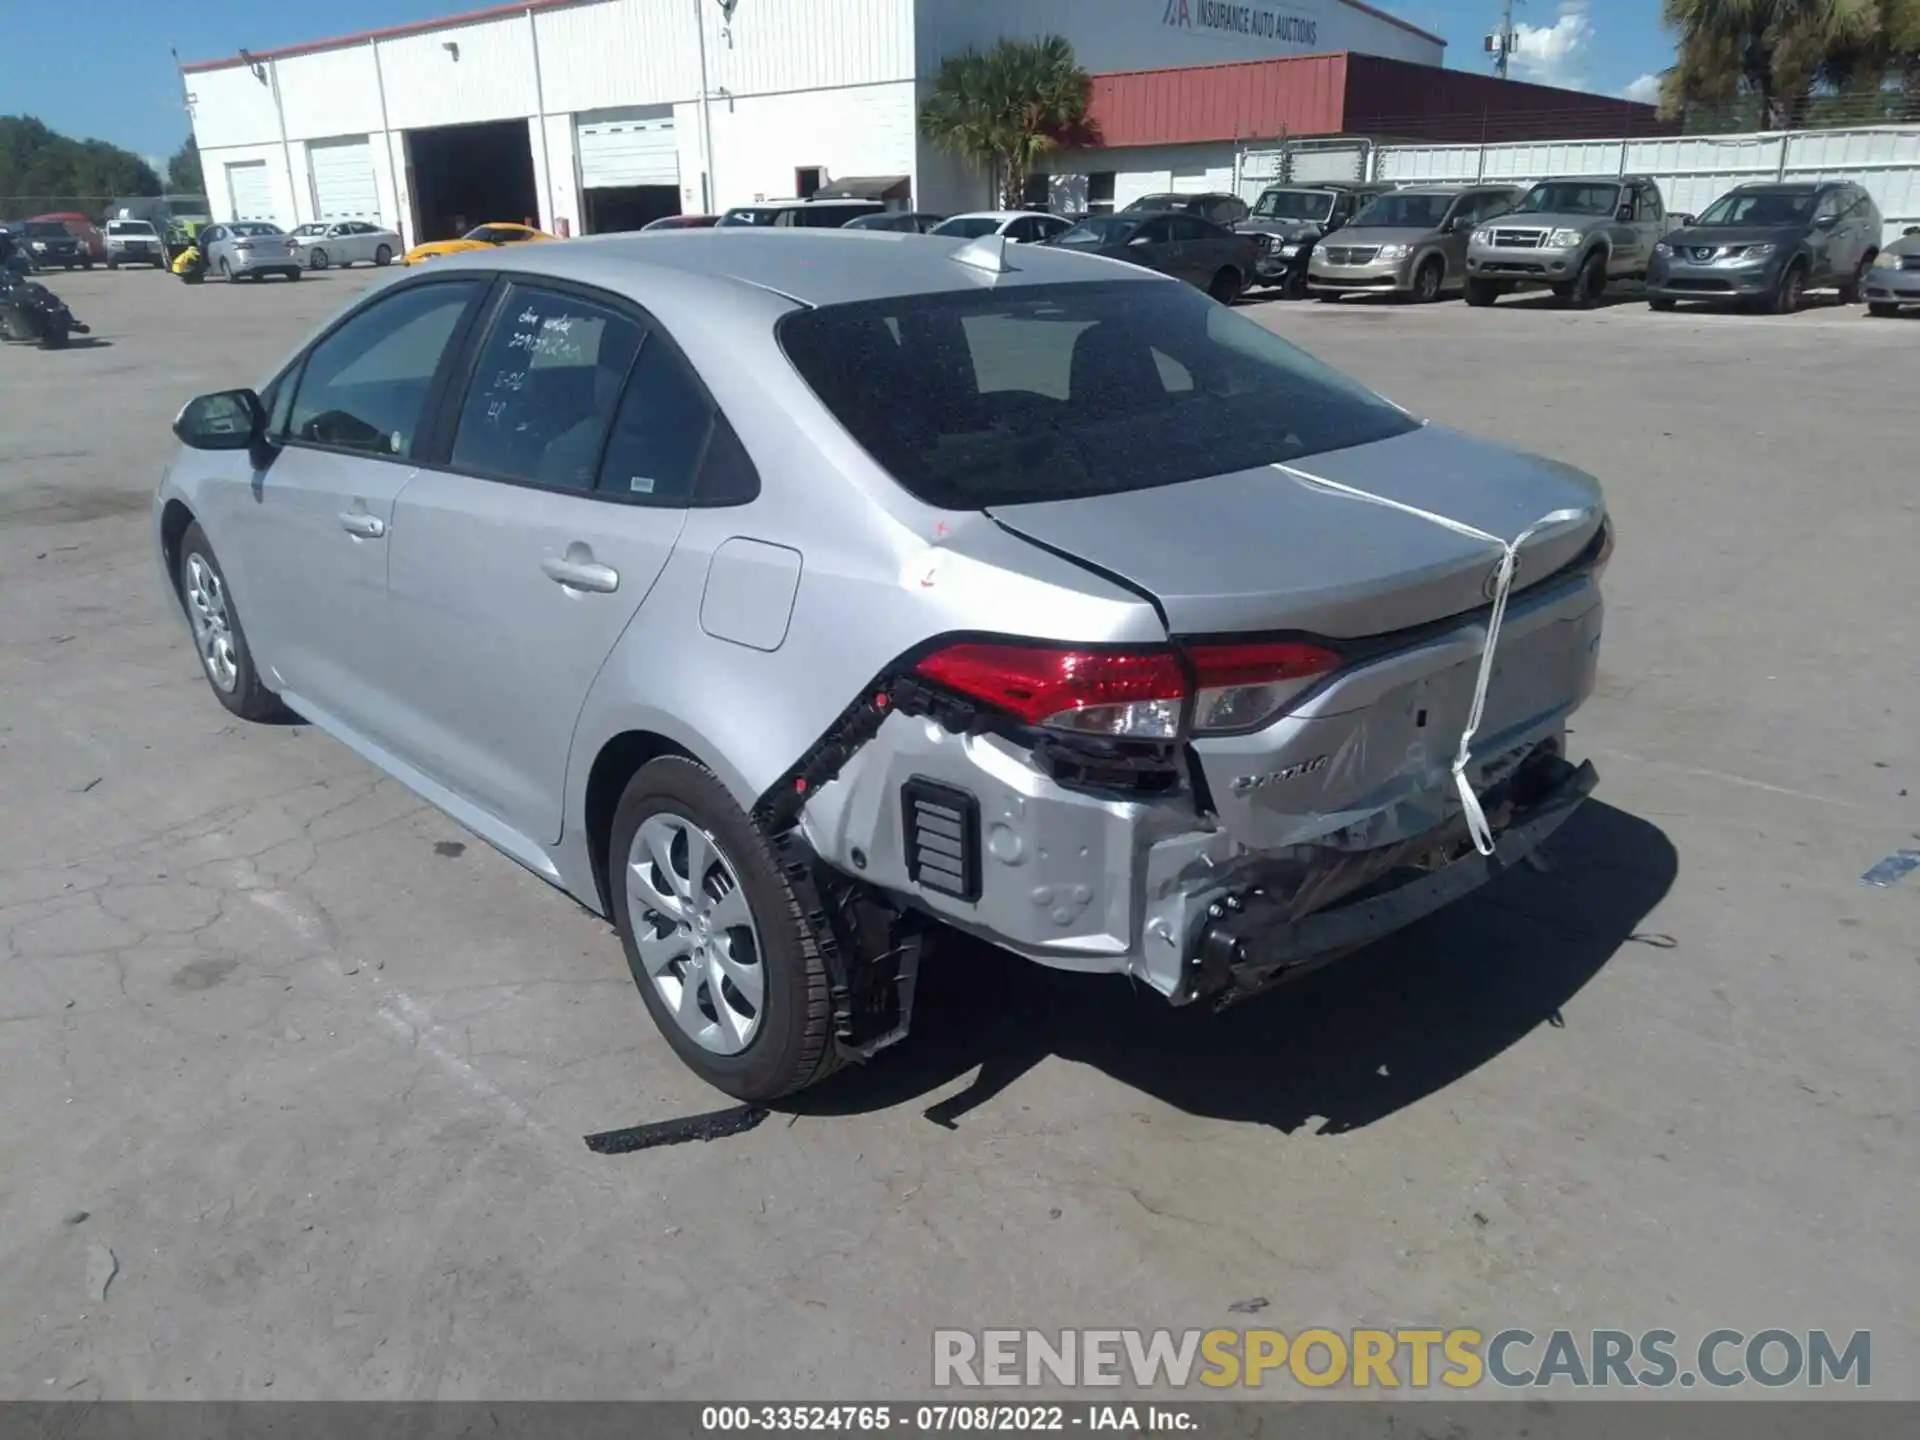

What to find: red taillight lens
left=914, top=643, right=1188, bottom=739
left=1186, top=640, right=1342, bottom=735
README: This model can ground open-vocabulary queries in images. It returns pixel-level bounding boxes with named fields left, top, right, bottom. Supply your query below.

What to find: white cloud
left=1510, top=1, right=1595, bottom=91
left=1621, top=73, right=1661, bottom=105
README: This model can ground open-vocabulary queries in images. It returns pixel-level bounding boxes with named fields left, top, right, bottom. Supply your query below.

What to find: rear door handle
left=542, top=555, right=619, bottom=593
left=339, top=511, right=386, bottom=539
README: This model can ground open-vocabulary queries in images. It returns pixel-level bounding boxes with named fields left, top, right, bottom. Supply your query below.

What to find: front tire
left=610, top=757, right=841, bottom=1101
left=1568, top=251, right=1608, bottom=309
left=1411, top=256, right=1444, bottom=303
left=374, top=244, right=393, bottom=266
left=39, top=323, right=70, bottom=351
left=1649, top=297, right=1676, bottom=311
left=1464, top=277, right=1500, bottom=307
left=1768, top=260, right=1805, bottom=315
left=1207, top=267, right=1240, bottom=304
left=1837, top=252, right=1873, bottom=305
left=1867, top=301, right=1898, bottom=318
left=175, top=523, right=283, bottom=721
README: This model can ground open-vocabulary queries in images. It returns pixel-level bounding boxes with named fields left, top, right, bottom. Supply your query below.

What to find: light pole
left=1487, top=0, right=1520, bottom=81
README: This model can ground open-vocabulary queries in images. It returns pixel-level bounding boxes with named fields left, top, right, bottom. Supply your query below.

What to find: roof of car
left=464, top=228, right=1169, bottom=307
left=943, top=210, right=1056, bottom=222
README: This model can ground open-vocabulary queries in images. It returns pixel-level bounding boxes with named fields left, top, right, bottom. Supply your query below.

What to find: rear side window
left=286, top=281, right=481, bottom=457
left=778, top=279, right=1416, bottom=509
left=594, top=337, right=715, bottom=504
left=451, top=286, right=645, bottom=492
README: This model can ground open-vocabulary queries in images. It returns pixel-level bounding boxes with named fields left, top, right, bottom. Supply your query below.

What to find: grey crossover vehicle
left=1049, top=211, right=1257, bottom=300
left=1309, top=185, right=1522, bottom=302
left=1465, top=176, right=1672, bottom=308
left=1646, top=182, right=1883, bottom=314
left=199, top=222, right=303, bottom=282
left=1863, top=227, right=1920, bottom=316
left=156, top=229, right=1610, bottom=1099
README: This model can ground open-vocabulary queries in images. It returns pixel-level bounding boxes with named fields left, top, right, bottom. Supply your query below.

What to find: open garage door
left=577, top=106, right=681, bottom=234
left=226, top=161, right=275, bottom=223
left=405, top=120, right=538, bottom=244
left=309, top=137, right=380, bottom=223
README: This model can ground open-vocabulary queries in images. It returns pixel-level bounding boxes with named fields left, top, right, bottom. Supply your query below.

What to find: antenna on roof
left=950, top=232, right=1013, bottom=276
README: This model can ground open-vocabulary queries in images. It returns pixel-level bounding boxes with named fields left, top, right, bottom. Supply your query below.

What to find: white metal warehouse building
left=182, top=0, right=1447, bottom=245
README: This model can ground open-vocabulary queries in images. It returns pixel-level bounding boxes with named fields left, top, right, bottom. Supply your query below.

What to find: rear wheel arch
left=583, top=730, right=707, bottom=916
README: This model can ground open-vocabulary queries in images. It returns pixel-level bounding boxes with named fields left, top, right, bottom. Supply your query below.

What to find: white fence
left=1371, top=125, right=1920, bottom=243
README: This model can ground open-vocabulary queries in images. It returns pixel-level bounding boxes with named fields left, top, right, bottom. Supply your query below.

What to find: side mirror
left=1674, top=214, right=1696, bottom=228
left=1128, top=234, right=1153, bottom=247
left=173, top=389, right=265, bottom=451
left=1814, top=215, right=1839, bottom=231
left=1616, top=206, right=1635, bottom=221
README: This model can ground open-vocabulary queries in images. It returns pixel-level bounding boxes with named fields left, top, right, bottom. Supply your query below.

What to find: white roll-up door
left=576, top=107, right=678, bottom=188
left=226, top=161, right=275, bottom=222
left=1288, top=145, right=1367, bottom=183
left=309, top=137, right=380, bottom=222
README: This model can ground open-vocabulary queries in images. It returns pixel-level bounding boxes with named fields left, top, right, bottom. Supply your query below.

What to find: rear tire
left=1837, top=252, right=1873, bottom=305
left=610, top=757, right=841, bottom=1101
left=1648, top=297, right=1676, bottom=311
left=374, top=244, right=393, bottom=266
left=1207, top=267, right=1240, bottom=304
left=1464, top=277, right=1500, bottom=307
left=217, top=257, right=233, bottom=282
left=175, top=522, right=284, bottom=722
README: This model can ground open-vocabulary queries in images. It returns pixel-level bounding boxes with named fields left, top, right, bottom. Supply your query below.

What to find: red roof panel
left=1086, top=54, right=1349, bottom=149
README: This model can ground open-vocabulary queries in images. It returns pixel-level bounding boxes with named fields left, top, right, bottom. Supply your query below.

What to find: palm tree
left=919, top=36, right=1094, bottom=209
left=1658, top=0, right=1904, bottom=126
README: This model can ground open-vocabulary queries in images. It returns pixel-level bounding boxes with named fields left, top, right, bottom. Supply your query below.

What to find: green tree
left=167, top=135, right=203, bottom=195
left=919, top=36, right=1094, bottom=209
left=0, top=114, right=161, bottom=214
left=1659, top=0, right=1920, bottom=127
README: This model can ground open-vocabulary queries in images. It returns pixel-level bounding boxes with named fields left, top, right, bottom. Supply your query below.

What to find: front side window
left=1168, top=216, right=1210, bottom=243
left=778, top=279, right=1417, bottom=509
left=286, top=281, right=481, bottom=457
left=451, top=286, right=645, bottom=491
left=1636, top=184, right=1664, bottom=222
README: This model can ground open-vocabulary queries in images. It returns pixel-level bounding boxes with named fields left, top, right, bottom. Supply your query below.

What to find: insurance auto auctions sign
left=1161, top=0, right=1322, bottom=47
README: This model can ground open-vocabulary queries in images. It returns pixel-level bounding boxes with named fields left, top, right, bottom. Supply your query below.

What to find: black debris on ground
left=584, top=1104, right=769, bottom=1155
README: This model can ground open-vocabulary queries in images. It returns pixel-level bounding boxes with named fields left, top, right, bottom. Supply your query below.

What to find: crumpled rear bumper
left=1189, top=750, right=1597, bottom=1001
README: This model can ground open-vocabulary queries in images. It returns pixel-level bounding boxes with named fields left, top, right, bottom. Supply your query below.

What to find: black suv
left=20, top=220, right=88, bottom=271
left=1236, top=182, right=1393, bottom=297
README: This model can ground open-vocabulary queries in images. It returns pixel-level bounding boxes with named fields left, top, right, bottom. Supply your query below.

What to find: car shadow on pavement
left=793, top=800, right=1676, bottom=1135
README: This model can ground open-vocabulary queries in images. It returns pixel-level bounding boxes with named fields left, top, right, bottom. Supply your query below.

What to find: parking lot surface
left=3, top=268, right=1914, bottom=1400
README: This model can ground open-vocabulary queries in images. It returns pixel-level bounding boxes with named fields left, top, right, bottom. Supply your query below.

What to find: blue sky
left=3, top=1, right=1673, bottom=163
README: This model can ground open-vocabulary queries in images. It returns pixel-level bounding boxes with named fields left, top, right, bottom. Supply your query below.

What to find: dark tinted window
left=1697, top=189, right=1816, bottom=225
left=24, top=221, right=69, bottom=237
left=933, top=215, right=1005, bottom=239
left=1209, top=197, right=1249, bottom=225
left=779, top=279, right=1416, bottom=509
left=287, top=281, right=479, bottom=456
left=595, top=335, right=715, bottom=505
left=1168, top=216, right=1210, bottom=243
left=1353, top=192, right=1453, bottom=229
left=1054, top=216, right=1136, bottom=247
left=1515, top=182, right=1622, bottom=217
left=452, top=286, right=645, bottom=491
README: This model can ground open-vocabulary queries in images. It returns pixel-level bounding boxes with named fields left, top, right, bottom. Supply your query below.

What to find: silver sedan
left=288, top=220, right=402, bottom=270
left=155, top=230, right=1609, bottom=1099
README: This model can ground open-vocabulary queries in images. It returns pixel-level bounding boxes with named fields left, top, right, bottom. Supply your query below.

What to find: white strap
left=1272, top=462, right=1589, bottom=857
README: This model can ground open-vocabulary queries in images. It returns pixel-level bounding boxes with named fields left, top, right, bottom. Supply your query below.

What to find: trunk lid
left=987, top=424, right=1604, bottom=641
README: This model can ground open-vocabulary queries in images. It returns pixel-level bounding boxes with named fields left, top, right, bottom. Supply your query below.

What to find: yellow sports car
left=402, top=223, right=556, bottom=265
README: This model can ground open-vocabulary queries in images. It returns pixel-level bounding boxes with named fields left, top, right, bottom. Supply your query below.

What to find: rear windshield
left=107, top=221, right=157, bottom=235
left=231, top=222, right=283, bottom=237
left=1252, top=189, right=1334, bottom=222
left=720, top=208, right=782, bottom=227
left=778, top=280, right=1417, bottom=509
left=1053, top=216, right=1136, bottom=246
left=931, top=216, right=1004, bottom=239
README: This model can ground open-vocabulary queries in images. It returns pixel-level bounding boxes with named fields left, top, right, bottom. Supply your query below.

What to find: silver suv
left=1465, top=176, right=1672, bottom=308
left=155, top=232, right=1609, bottom=1099
left=1309, top=185, right=1522, bottom=302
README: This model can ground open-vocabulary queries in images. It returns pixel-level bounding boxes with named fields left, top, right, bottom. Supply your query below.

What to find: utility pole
left=1487, top=0, right=1520, bottom=80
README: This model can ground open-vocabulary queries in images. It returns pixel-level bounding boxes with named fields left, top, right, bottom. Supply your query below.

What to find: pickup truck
left=1464, top=175, right=1678, bottom=308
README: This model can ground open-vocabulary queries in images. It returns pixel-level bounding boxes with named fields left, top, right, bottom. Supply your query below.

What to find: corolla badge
left=1231, top=755, right=1331, bottom=795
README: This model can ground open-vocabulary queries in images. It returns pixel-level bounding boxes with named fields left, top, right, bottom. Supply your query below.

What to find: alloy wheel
left=182, top=553, right=238, bottom=693
left=626, top=811, right=765, bottom=1055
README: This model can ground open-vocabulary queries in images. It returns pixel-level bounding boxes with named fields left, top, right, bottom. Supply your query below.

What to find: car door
left=1836, top=187, right=1874, bottom=280
left=199, top=224, right=226, bottom=267
left=379, top=280, right=708, bottom=844
left=1121, top=216, right=1176, bottom=275
left=1636, top=183, right=1667, bottom=266
left=1169, top=216, right=1220, bottom=284
left=231, top=277, right=488, bottom=741
left=327, top=223, right=360, bottom=264
left=1808, top=188, right=1847, bottom=281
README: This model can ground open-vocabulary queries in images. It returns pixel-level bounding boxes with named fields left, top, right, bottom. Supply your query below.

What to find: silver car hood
left=1487, top=212, right=1605, bottom=232
left=987, top=424, right=1605, bottom=640
left=1329, top=225, right=1434, bottom=247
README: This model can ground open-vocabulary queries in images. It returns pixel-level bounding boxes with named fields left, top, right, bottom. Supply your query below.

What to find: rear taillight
left=1187, top=640, right=1342, bottom=734
left=914, top=643, right=1187, bottom=739
left=912, top=638, right=1342, bottom=740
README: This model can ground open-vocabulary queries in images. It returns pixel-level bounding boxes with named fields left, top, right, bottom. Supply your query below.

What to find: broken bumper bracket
left=1195, top=757, right=1599, bottom=996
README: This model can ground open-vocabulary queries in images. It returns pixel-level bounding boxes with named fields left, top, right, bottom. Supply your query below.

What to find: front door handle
left=339, top=511, right=386, bottom=539
left=542, top=553, right=619, bottom=593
